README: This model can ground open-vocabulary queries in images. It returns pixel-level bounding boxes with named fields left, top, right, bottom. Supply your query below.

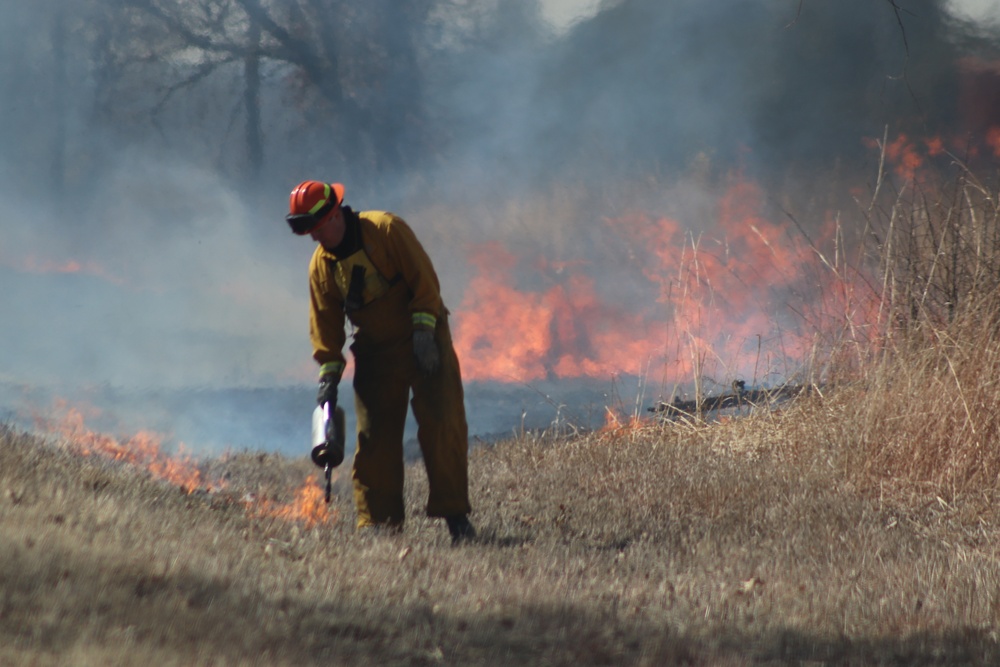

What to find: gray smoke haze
left=1, top=0, right=998, bottom=452
left=1, top=155, right=308, bottom=388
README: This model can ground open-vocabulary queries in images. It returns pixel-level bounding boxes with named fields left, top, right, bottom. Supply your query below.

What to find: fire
left=602, top=407, right=644, bottom=434
left=453, top=127, right=1000, bottom=389
left=883, top=133, right=936, bottom=181
left=452, top=171, right=830, bottom=387
left=988, top=127, right=1000, bottom=158
left=863, top=128, right=1000, bottom=181
left=452, top=243, right=664, bottom=382
left=2, top=252, right=123, bottom=284
left=34, top=399, right=339, bottom=528
left=249, top=473, right=338, bottom=529
left=38, top=399, right=204, bottom=493
left=451, top=242, right=556, bottom=382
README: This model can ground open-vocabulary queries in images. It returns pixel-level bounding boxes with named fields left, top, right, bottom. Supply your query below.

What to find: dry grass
left=819, top=160, right=1000, bottom=499
left=3, top=391, right=1000, bottom=666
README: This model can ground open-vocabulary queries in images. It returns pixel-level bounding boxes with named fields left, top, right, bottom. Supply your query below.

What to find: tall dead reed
left=827, top=159, right=1000, bottom=499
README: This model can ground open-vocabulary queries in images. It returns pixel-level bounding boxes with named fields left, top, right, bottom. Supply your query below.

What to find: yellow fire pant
left=350, top=315, right=471, bottom=527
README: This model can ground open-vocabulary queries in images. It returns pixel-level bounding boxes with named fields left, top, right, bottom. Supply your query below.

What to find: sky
left=539, top=0, right=602, bottom=30
left=540, top=0, right=1000, bottom=29
left=945, top=0, right=1000, bottom=24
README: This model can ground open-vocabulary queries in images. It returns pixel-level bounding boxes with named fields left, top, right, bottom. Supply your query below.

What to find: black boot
left=445, top=514, right=476, bottom=543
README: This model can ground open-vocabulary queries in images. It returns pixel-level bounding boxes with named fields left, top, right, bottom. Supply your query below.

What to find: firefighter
left=286, top=181, right=475, bottom=543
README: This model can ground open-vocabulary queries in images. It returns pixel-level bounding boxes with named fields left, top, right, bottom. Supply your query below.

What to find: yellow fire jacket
left=309, top=209, right=446, bottom=379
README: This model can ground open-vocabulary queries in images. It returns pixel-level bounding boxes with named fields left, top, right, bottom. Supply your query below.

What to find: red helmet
left=286, top=181, right=345, bottom=235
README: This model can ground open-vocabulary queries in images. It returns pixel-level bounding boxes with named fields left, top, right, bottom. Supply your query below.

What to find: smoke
left=1, top=0, right=999, bottom=451
left=1, top=152, right=310, bottom=389
left=540, top=0, right=603, bottom=29
left=523, top=0, right=995, bottom=188
left=945, top=0, right=1000, bottom=29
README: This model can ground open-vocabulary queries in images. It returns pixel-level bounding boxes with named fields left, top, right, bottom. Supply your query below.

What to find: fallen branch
left=649, top=381, right=814, bottom=418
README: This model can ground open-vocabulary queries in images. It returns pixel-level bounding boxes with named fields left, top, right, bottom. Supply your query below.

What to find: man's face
left=310, top=206, right=345, bottom=248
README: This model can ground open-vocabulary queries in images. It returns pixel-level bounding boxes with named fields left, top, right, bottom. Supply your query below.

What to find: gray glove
left=413, top=329, right=440, bottom=375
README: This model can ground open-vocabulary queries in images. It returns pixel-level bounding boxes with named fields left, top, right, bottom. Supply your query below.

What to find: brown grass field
left=3, top=387, right=1000, bottom=666
left=6, top=165, right=1000, bottom=665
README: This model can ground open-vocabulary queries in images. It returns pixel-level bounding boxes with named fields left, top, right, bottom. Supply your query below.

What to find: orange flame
left=452, top=171, right=835, bottom=387
left=885, top=134, right=928, bottom=181
left=38, top=399, right=204, bottom=493
left=602, top=407, right=644, bottom=434
left=452, top=126, right=1000, bottom=390
left=249, top=473, right=338, bottom=529
left=3, top=253, right=123, bottom=284
left=34, top=399, right=339, bottom=528
left=988, top=127, right=1000, bottom=158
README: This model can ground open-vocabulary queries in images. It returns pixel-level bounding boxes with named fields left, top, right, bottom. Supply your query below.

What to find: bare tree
left=243, top=14, right=263, bottom=182
left=83, top=0, right=438, bottom=186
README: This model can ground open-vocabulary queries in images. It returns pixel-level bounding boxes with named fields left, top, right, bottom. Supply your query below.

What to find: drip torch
left=311, top=402, right=346, bottom=503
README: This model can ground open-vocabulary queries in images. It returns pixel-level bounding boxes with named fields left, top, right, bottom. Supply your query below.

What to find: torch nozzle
left=324, top=463, right=332, bottom=503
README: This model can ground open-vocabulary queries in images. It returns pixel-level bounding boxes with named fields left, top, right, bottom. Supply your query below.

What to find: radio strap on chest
left=345, top=264, right=367, bottom=314
left=328, top=238, right=404, bottom=316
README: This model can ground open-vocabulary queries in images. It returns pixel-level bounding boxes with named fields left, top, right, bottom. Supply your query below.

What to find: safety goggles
left=286, top=199, right=335, bottom=235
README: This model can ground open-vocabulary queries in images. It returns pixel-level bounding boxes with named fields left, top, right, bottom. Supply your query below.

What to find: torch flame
left=249, top=473, right=338, bottom=529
